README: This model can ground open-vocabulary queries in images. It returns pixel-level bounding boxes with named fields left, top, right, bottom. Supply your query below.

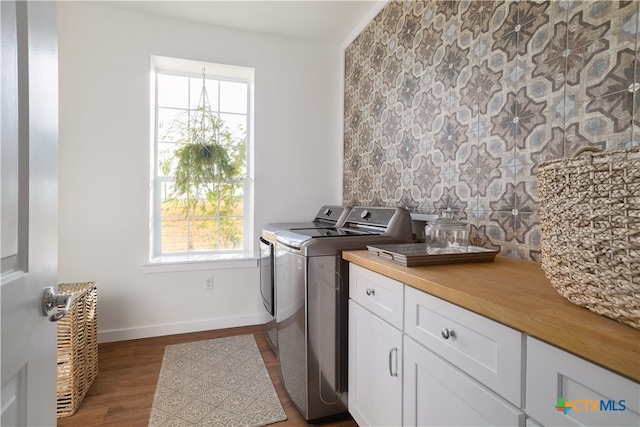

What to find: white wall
left=57, top=2, right=343, bottom=342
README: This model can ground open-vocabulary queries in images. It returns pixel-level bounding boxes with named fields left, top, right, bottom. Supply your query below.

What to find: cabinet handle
left=365, top=287, right=375, bottom=296
left=441, top=327, right=455, bottom=340
left=388, top=347, right=398, bottom=377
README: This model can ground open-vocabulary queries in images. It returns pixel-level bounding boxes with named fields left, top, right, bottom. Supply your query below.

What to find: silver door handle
left=388, top=347, right=398, bottom=377
left=41, top=287, right=73, bottom=322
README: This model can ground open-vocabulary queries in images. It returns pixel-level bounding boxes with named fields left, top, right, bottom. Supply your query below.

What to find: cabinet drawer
left=526, top=337, right=639, bottom=427
left=404, top=335, right=525, bottom=426
left=404, top=286, right=523, bottom=406
left=349, top=263, right=403, bottom=329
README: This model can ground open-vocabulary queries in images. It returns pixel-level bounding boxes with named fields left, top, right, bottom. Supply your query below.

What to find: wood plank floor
left=57, top=325, right=359, bottom=427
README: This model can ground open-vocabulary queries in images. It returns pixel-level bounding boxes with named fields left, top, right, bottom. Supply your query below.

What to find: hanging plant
left=164, top=72, right=242, bottom=214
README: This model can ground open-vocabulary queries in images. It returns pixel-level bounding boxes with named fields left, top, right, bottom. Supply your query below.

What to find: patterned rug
left=148, top=334, right=287, bottom=427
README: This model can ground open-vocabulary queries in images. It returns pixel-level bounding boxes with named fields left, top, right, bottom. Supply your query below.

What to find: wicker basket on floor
left=57, top=282, right=99, bottom=417
left=537, top=146, right=640, bottom=329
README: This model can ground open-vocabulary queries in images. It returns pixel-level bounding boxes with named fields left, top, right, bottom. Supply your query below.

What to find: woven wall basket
left=537, top=146, right=640, bottom=329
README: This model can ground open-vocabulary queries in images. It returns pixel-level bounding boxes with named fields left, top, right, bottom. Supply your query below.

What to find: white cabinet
left=348, top=264, right=403, bottom=426
left=348, top=263, right=639, bottom=427
left=348, top=301, right=402, bottom=427
left=349, top=262, right=524, bottom=426
left=405, top=286, right=523, bottom=406
left=404, top=335, right=525, bottom=426
left=526, top=337, right=640, bottom=427
left=403, top=286, right=524, bottom=426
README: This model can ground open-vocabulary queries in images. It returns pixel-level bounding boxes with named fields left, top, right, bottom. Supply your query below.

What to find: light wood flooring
left=57, top=325, right=358, bottom=427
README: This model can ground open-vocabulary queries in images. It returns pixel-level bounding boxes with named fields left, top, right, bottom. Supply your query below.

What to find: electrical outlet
left=204, top=276, right=214, bottom=290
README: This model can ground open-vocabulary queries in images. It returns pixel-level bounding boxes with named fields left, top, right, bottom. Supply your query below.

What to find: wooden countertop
left=343, top=250, right=640, bottom=383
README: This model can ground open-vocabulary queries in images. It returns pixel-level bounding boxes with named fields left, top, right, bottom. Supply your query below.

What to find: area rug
left=148, top=334, right=287, bottom=427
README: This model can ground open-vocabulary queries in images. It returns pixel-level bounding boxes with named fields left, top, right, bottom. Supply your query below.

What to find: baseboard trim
left=97, top=313, right=271, bottom=343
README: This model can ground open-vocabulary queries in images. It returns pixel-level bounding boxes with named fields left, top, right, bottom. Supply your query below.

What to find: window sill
left=143, top=254, right=258, bottom=274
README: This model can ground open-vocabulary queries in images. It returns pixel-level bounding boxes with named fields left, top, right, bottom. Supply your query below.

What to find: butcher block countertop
left=343, top=250, right=640, bottom=383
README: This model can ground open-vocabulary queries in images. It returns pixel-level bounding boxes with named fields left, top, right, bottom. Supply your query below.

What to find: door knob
left=41, top=287, right=73, bottom=322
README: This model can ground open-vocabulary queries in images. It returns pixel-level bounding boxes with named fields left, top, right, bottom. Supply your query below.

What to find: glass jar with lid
left=425, top=213, right=469, bottom=253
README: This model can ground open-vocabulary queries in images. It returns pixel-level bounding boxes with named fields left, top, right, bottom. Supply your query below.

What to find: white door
left=348, top=301, right=402, bottom=427
left=403, top=336, right=525, bottom=427
left=1, top=1, right=59, bottom=426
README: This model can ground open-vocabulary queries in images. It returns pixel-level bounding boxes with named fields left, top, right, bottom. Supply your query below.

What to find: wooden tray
left=366, top=243, right=499, bottom=267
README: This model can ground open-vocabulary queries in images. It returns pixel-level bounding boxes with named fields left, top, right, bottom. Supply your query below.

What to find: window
left=150, top=56, right=254, bottom=262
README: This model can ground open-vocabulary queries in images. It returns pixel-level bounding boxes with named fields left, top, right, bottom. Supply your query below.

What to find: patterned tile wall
left=343, top=0, right=640, bottom=261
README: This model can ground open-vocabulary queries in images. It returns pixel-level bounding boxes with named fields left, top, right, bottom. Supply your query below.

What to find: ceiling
left=97, top=0, right=385, bottom=44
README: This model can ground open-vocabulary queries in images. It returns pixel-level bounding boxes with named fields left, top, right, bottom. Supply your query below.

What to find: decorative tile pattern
left=148, top=335, right=287, bottom=427
left=344, top=0, right=640, bottom=261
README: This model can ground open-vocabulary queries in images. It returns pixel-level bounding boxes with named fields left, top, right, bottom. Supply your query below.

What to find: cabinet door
left=403, top=336, right=525, bottom=427
left=526, top=337, right=639, bottom=427
left=349, top=300, right=402, bottom=427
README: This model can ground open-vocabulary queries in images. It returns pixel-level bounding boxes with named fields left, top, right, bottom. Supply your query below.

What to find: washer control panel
left=346, top=207, right=396, bottom=227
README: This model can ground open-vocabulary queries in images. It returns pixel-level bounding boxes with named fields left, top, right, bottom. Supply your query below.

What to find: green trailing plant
left=164, top=80, right=245, bottom=216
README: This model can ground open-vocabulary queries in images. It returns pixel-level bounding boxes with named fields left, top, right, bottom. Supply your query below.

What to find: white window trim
left=148, top=55, right=255, bottom=265
left=142, top=257, right=258, bottom=274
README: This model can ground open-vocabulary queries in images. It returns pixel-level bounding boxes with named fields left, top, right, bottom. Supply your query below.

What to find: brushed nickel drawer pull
left=366, top=287, right=375, bottom=296
left=388, top=347, right=398, bottom=377
left=441, top=327, right=455, bottom=340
